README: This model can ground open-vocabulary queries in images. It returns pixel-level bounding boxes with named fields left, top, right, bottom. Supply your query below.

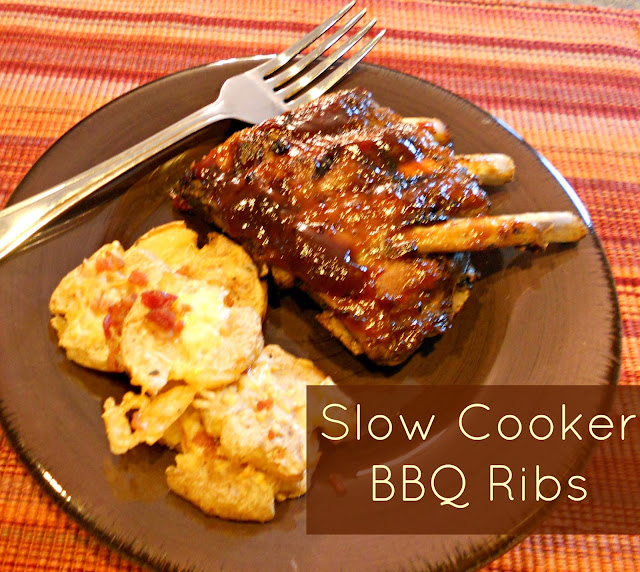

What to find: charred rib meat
left=171, top=88, right=490, bottom=365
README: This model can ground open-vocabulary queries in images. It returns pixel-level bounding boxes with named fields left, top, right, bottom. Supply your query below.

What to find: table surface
left=0, top=0, right=639, bottom=570
left=545, top=0, right=638, bottom=7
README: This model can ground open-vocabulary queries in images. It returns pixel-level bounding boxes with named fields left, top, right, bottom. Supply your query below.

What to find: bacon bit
left=141, top=290, right=177, bottom=309
left=328, top=473, right=347, bottom=495
left=223, top=293, right=234, bottom=307
left=256, top=397, right=274, bottom=411
left=127, top=269, right=148, bottom=287
left=267, top=429, right=276, bottom=440
left=176, top=265, right=191, bottom=276
left=90, top=292, right=105, bottom=313
left=103, top=295, right=137, bottom=339
left=103, top=314, right=114, bottom=339
left=146, top=307, right=178, bottom=331
left=130, top=410, right=146, bottom=431
left=95, top=252, right=125, bottom=273
left=193, top=431, right=218, bottom=456
left=106, top=351, right=123, bottom=372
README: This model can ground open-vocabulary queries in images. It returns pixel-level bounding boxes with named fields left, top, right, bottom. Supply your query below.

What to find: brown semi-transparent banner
left=306, top=385, right=640, bottom=535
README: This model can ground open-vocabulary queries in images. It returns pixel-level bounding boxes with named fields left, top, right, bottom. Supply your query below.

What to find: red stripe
left=369, top=0, right=635, bottom=21
left=3, top=0, right=635, bottom=25
left=378, top=55, right=640, bottom=92
left=0, top=30, right=214, bottom=60
left=0, top=51, right=636, bottom=120
left=449, top=92, right=639, bottom=118
left=372, top=57, right=640, bottom=117
left=616, top=276, right=640, bottom=288
left=0, top=135, right=57, bottom=148
left=572, top=179, right=640, bottom=194
left=1, top=3, right=638, bottom=61
left=385, top=29, right=640, bottom=61
left=0, top=59, right=164, bottom=84
left=4, top=27, right=640, bottom=95
left=0, top=3, right=309, bottom=33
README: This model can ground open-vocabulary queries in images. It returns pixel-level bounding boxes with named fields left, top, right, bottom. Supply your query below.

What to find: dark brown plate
left=0, top=57, right=620, bottom=571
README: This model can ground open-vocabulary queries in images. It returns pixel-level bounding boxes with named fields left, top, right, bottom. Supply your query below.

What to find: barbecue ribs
left=171, top=88, right=490, bottom=365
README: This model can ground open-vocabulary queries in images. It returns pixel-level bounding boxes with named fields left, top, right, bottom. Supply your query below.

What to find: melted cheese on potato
left=49, top=241, right=169, bottom=371
left=196, top=345, right=334, bottom=482
left=120, top=273, right=263, bottom=395
left=134, top=221, right=267, bottom=317
left=133, top=221, right=199, bottom=271
left=50, top=222, right=267, bottom=376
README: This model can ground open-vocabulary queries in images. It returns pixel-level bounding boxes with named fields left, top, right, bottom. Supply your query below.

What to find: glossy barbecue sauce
left=174, top=88, right=487, bottom=298
left=172, top=89, right=490, bottom=364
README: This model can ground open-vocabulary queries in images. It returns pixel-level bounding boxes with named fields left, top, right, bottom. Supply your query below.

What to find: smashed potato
left=50, top=222, right=337, bottom=523
left=167, top=449, right=280, bottom=523
left=187, top=232, right=268, bottom=319
left=196, top=345, right=333, bottom=484
left=102, top=384, right=196, bottom=454
left=50, top=222, right=267, bottom=381
left=132, top=221, right=200, bottom=270
left=134, top=221, right=267, bottom=318
left=166, top=398, right=319, bottom=522
left=166, top=410, right=282, bottom=522
left=49, top=241, right=169, bottom=371
left=120, top=273, right=263, bottom=395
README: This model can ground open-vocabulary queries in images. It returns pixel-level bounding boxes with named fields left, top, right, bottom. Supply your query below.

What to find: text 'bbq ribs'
left=172, top=88, right=493, bottom=366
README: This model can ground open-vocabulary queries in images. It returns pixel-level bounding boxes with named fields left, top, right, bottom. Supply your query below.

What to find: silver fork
left=0, top=1, right=384, bottom=262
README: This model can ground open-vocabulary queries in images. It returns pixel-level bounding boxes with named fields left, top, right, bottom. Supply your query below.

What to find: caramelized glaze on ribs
left=172, top=88, right=490, bottom=365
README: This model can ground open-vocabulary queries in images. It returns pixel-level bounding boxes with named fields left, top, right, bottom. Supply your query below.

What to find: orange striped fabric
left=0, top=0, right=639, bottom=569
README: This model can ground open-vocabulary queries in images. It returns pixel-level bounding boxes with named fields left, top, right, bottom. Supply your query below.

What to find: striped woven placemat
left=1, top=0, right=639, bottom=569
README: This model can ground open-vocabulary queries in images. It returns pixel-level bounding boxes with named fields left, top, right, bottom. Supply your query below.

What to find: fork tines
left=256, top=2, right=385, bottom=106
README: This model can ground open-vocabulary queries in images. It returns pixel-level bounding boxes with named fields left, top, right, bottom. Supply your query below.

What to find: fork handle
left=0, top=97, right=231, bottom=261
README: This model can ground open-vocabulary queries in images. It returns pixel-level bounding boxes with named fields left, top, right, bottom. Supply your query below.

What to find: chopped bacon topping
left=106, top=351, right=122, bottom=372
left=141, top=290, right=177, bottom=309
left=130, top=410, right=146, bottom=432
left=256, top=397, right=274, bottom=411
left=90, top=292, right=106, bottom=313
left=127, top=269, right=148, bottom=287
left=267, top=429, right=276, bottom=440
left=95, top=252, right=125, bottom=273
left=328, top=473, right=347, bottom=495
left=146, top=307, right=179, bottom=331
left=103, top=294, right=137, bottom=339
left=193, top=431, right=219, bottom=456
left=140, top=290, right=187, bottom=334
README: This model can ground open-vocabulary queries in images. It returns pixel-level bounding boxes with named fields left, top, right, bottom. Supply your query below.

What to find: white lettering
left=458, top=403, right=490, bottom=440
left=400, top=414, right=435, bottom=440
left=431, top=465, right=469, bottom=508
left=402, top=465, right=425, bottom=501
left=321, top=403, right=349, bottom=441
left=490, top=465, right=514, bottom=501
left=372, top=465, right=395, bottom=501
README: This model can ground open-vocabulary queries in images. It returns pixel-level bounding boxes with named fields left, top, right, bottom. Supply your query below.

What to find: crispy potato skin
left=102, top=385, right=196, bottom=455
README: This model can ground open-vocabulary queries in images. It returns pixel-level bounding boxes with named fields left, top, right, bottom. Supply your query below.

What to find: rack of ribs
left=171, top=87, right=583, bottom=366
